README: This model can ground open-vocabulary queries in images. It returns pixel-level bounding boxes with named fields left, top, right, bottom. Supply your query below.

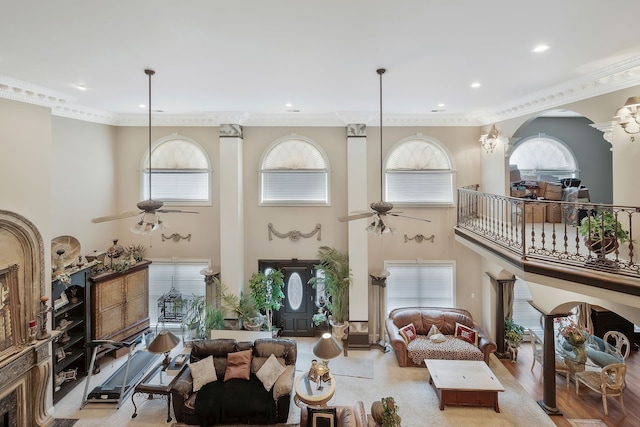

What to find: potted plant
left=181, top=295, right=225, bottom=340
left=248, top=269, right=285, bottom=333
left=578, top=210, right=632, bottom=257
left=504, top=318, right=524, bottom=363
left=218, top=279, right=262, bottom=330
left=370, top=396, right=401, bottom=427
left=308, top=246, right=351, bottom=339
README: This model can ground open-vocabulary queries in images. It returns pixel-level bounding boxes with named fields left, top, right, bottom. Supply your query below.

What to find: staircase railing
left=456, top=187, right=639, bottom=278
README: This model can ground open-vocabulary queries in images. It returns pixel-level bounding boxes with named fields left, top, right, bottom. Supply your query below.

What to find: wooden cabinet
left=90, top=261, right=151, bottom=353
left=590, top=305, right=637, bottom=346
left=52, top=265, right=92, bottom=403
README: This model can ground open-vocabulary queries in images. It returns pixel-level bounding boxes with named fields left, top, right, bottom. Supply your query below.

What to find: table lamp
left=312, top=332, right=342, bottom=388
left=148, top=329, right=180, bottom=369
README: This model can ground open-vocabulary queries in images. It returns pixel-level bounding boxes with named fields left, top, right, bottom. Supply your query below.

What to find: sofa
left=169, top=337, right=297, bottom=426
left=299, top=401, right=368, bottom=427
left=386, top=307, right=497, bottom=367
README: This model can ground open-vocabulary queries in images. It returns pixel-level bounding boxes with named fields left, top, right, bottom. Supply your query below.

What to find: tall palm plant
left=308, top=246, right=351, bottom=324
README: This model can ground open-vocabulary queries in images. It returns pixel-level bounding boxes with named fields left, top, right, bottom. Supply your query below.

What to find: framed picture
left=54, top=291, right=69, bottom=310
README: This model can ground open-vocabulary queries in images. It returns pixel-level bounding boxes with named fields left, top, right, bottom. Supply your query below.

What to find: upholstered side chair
left=575, top=362, right=627, bottom=416
left=529, top=329, right=571, bottom=388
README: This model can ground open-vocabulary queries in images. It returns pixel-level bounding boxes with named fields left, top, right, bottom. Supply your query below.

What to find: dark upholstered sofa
left=386, top=307, right=496, bottom=367
left=169, top=338, right=297, bottom=426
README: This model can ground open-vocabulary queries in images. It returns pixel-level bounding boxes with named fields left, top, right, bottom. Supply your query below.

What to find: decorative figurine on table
left=36, top=295, right=53, bottom=340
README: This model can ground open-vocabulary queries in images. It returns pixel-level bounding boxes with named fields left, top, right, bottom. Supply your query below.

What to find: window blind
left=148, top=261, right=207, bottom=325
left=261, top=170, right=328, bottom=204
left=386, top=171, right=453, bottom=204
left=144, top=171, right=209, bottom=201
left=385, top=262, right=454, bottom=314
left=512, top=278, right=543, bottom=339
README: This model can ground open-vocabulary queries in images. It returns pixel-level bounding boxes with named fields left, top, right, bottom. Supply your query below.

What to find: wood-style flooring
left=500, top=343, right=638, bottom=427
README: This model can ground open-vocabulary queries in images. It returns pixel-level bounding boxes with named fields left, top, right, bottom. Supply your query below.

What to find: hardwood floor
left=501, top=343, right=638, bottom=427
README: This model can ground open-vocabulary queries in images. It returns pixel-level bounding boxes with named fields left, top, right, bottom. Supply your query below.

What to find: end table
left=131, top=361, right=187, bottom=422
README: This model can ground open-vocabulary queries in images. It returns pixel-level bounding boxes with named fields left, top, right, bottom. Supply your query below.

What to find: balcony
left=455, top=187, right=640, bottom=297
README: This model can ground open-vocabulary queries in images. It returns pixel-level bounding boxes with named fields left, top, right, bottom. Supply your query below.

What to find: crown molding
left=2, top=55, right=639, bottom=127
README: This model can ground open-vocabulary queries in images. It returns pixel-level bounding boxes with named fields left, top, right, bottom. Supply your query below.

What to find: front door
left=259, top=260, right=317, bottom=337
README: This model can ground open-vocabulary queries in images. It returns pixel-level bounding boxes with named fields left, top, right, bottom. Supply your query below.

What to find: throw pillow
left=224, top=349, right=252, bottom=381
left=307, top=406, right=337, bottom=427
left=430, top=333, right=446, bottom=343
left=427, top=324, right=441, bottom=338
left=454, top=322, right=479, bottom=346
left=256, top=353, right=286, bottom=391
left=399, top=323, right=417, bottom=344
left=189, top=355, right=217, bottom=392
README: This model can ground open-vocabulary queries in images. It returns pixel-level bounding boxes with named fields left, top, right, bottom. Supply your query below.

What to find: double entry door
left=258, top=260, right=322, bottom=337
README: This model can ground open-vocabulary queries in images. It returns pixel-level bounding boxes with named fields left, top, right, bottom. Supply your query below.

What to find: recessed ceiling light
left=139, top=104, right=146, bottom=109
left=285, top=103, right=292, bottom=108
left=437, top=103, right=445, bottom=108
left=471, top=82, right=481, bottom=89
left=532, top=44, right=549, bottom=53
left=75, top=84, right=86, bottom=91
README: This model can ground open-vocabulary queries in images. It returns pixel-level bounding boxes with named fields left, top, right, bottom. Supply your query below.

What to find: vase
left=106, top=239, right=124, bottom=266
left=566, top=333, right=586, bottom=347
left=329, top=319, right=349, bottom=341
left=573, top=344, right=588, bottom=364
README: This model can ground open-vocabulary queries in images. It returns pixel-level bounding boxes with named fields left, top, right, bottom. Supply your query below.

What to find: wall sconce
left=614, top=96, right=640, bottom=141
left=479, top=125, right=500, bottom=153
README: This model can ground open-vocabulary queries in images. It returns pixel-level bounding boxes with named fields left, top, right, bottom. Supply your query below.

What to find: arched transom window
left=509, top=135, right=578, bottom=182
left=260, top=136, right=330, bottom=205
left=142, top=135, right=211, bottom=205
left=384, top=136, right=454, bottom=204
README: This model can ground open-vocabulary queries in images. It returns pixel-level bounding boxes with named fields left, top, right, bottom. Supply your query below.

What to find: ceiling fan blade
left=388, top=212, right=431, bottom=222
left=91, top=210, right=142, bottom=223
left=156, top=209, right=199, bottom=214
left=338, top=212, right=375, bottom=222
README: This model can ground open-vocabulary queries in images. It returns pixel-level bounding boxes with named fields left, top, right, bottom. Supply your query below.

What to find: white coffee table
left=424, top=359, right=504, bottom=412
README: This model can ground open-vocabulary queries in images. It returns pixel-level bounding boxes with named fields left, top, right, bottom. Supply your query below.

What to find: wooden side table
left=131, top=361, right=187, bottom=422
left=293, top=373, right=336, bottom=408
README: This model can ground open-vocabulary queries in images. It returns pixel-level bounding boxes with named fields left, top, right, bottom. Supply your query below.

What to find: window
left=509, top=134, right=578, bottom=182
left=260, top=135, right=330, bottom=205
left=385, top=136, right=454, bottom=205
left=385, top=261, right=455, bottom=313
left=148, top=260, right=208, bottom=326
left=512, top=277, right=543, bottom=338
left=142, top=135, right=211, bottom=205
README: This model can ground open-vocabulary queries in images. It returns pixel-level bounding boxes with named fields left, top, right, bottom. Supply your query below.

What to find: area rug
left=296, top=352, right=374, bottom=379
left=52, top=419, right=78, bottom=427
left=567, top=420, right=607, bottom=427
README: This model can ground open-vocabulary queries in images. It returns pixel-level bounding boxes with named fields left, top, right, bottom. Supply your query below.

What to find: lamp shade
left=313, top=332, right=343, bottom=361
left=148, top=329, right=180, bottom=354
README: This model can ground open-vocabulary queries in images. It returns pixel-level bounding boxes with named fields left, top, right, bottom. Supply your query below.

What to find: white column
left=346, top=124, right=369, bottom=322
left=219, top=124, right=244, bottom=297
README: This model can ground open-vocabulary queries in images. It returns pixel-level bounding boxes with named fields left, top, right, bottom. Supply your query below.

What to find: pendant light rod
left=145, top=68, right=155, bottom=199
left=377, top=68, right=386, bottom=198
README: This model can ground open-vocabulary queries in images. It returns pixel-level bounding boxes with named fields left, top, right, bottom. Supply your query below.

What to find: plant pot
left=585, top=237, right=618, bottom=257
left=329, top=319, right=349, bottom=341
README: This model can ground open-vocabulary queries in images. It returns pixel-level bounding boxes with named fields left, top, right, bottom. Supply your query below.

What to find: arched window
left=509, top=135, right=578, bottom=182
left=384, top=136, right=454, bottom=205
left=260, top=135, right=330, bottom=205
left=141, top=135, right=211, bottom=205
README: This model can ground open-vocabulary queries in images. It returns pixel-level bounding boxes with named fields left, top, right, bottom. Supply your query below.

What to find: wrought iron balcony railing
left=456, top=187, right=639, bottom=279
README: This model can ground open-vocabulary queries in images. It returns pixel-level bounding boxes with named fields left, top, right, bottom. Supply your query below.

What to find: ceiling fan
left=338, top=68, right=430, bottom=234
left=91, top=69, right=198, bottom=234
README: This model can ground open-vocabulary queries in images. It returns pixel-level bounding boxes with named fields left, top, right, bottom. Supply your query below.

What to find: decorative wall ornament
left=404, top=234, right=435, bottom=243
left=268, top=223, right=321, bottom=241
left=161, top=233, right=192, bottom=242
left=347, top=123, right=367, bottom=137
left=219, top=123, right=243, bottom=138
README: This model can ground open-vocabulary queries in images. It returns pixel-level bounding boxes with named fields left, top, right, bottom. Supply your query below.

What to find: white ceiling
left=2, top=0, right=640, bottom=127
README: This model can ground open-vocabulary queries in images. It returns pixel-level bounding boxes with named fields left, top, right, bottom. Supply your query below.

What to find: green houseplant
left=181, top=295, right=225, bottom=339
left=504, top=318, right=524, bottom=363
left=218, top=279, right=262, bottom=330
left=308, top=246, right=351, bottom=325
left=578, top=210, right=632, bottom=257
left=248, top=269, right=285, bottom=332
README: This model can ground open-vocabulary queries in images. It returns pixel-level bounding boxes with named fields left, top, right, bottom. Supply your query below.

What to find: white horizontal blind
left=385, top=262, right=454, bottom=314
left=512, top=278, right=543, bottom=339
left=148, top=261, right=207, bottom=325
left=261, top=170, right=328, bottom=204
left=144, top=170, right=209, bottom=202
left=386, top=171, right=453, bottom=204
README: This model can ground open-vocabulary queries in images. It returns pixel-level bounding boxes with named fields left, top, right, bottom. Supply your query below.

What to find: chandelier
left=479, top=125, right=500, bottom=153
left=614, top=96, right=640, bottom=142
